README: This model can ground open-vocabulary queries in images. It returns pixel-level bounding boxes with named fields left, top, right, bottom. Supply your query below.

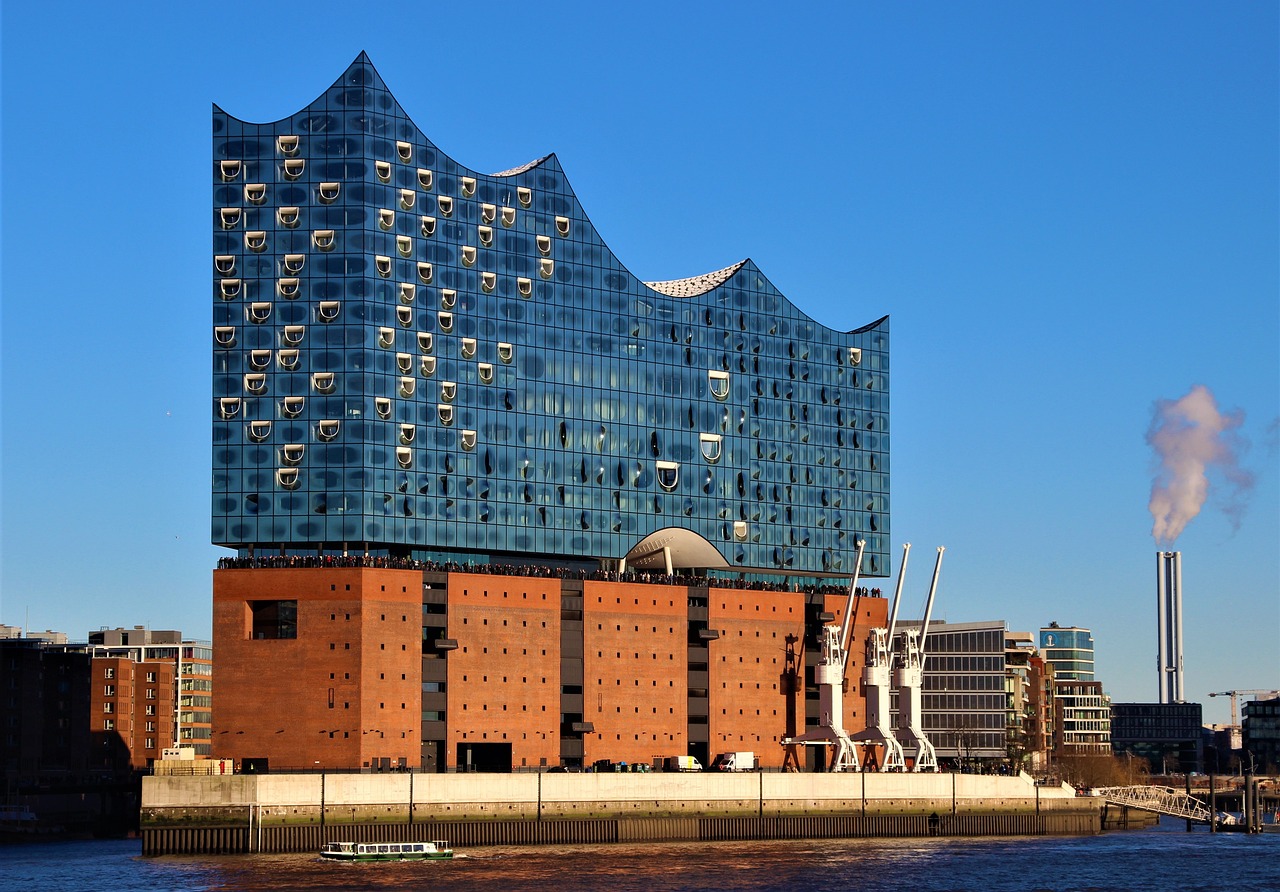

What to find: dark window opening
left=250, top=600, right=297, bottom=639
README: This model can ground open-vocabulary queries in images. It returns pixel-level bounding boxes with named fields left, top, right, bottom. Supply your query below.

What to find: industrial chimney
left=1155, top=551, right=1184, bottom=703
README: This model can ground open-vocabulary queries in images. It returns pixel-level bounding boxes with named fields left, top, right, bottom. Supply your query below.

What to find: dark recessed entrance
left=456, top=742, right=511, bottom=773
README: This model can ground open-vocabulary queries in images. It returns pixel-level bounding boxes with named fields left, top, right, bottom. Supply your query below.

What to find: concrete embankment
left=141, top=771, right=1100, bottom=855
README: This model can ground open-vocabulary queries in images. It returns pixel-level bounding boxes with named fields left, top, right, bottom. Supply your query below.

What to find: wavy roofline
left=214, top=53, right=882, bottom=334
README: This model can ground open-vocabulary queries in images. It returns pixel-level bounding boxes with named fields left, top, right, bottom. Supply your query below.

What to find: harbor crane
left=780, top=540, right=868, bottom=771
left=894, top=547, right=945, bottom=772
left=1209, top=690, right=1280, bottom=728
left=849, top=543, right=912, bottom=771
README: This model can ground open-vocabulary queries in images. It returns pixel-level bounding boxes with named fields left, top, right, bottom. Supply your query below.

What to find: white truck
left=663, top=755, right=703, bottom=772
left=711, top=751, right=756, bottom=772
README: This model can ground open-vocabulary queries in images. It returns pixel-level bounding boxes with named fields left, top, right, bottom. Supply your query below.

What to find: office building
left=86, top=628, right=214, bottom=757
left=1243, top=696, right=1280, bottom=773
left=1110, top=702, right=1202, bottom=775
left=892, top=620, right=1009, bottom=765
left=0, top=636, right=91, bottom=777
left=211, top=54, right=893, bottom=771
left=90, top=656, right=176, bottom=770
left=1041, top=623, right=1110, bottom=755
left=1006, top=631, right=1053, bottom=772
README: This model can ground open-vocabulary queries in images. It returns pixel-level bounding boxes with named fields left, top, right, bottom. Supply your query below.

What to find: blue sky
left=2, top=2, right=1276, bottom=725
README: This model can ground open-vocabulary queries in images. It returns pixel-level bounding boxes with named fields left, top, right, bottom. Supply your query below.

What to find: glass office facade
left=1039, top=625, right=1095, bottom=680
left=212, top=54, right=890, bottom=575
left=1040, top=625, right=1110, bottom=753
left=893, top=621, right=1008, bottom=761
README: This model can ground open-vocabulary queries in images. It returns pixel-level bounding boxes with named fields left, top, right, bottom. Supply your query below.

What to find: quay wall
left=142, top=772, right=1099, bottom=854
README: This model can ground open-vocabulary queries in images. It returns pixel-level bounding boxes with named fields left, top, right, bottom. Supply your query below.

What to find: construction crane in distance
left=1208, top=690, right=1280, bottom=728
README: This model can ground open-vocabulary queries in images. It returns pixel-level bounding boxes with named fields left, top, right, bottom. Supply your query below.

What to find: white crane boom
left=894, top=546, right=945, bottom=772
left=851, top=543, right=910, bottom=771
left=780, top=540, right=866, bottom=771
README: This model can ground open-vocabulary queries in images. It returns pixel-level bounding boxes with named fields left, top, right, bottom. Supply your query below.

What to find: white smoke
left=1147, top=385, right=1253, bottom=545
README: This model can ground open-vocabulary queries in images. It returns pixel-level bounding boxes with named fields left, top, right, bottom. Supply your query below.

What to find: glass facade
left=893, top=621, right=1008, bottom=761
left=1039, top=626, right=1095, bottom=681
left=212, top=54, right=890, bottom=576
left=1040, top=625, right=1109, bottom=752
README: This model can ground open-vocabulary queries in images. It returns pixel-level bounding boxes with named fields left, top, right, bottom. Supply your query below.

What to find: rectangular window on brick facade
left=249, top=600, right=297, bottom=639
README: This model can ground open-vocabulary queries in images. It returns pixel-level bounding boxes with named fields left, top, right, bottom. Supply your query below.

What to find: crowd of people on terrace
left=215, top=553, right=884, bottom=597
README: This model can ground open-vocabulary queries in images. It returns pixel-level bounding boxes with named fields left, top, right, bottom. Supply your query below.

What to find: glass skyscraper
left=212, top=54, right=890, bottom=577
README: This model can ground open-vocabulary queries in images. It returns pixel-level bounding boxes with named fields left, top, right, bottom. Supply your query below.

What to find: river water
left=2, top=820, right=1277, bottom=891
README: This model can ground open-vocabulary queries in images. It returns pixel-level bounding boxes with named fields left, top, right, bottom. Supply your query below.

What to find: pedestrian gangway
left=1094, top=786, right=1236, bottom=826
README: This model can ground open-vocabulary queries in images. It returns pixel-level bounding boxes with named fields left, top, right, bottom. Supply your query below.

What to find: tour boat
left=320, top=840, right=453, bottom=861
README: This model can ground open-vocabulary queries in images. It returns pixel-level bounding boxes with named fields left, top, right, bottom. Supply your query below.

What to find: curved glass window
left=700, top=433, right=722, bottom=463
left=708, top=370, right=730, bottom=400
left=316, top=419, right=340, bottom=441
left=656, top=461, right=679, bottom=491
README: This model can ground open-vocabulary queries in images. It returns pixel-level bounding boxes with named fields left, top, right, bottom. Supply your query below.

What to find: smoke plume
left=1147, top=385, right=1253, bottom=545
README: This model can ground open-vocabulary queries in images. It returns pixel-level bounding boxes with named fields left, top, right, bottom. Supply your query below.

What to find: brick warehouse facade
left=213, top=568, right=887, bottom=771
left=213, top=568, right=423, bottom=770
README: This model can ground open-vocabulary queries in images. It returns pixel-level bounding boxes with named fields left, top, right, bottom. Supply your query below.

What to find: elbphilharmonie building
left=212, top=53, right=890, bottom=578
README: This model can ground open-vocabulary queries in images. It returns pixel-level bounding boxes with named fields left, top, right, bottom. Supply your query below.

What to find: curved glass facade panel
left=212, top=54, right=890, bottom=575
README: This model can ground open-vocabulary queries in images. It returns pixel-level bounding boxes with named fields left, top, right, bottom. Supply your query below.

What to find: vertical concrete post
left=1185, top=769, right=1193, bottom=832
left=1209, top=772, right=1217, bottom=833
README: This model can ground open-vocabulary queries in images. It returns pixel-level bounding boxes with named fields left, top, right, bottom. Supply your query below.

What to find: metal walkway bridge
left=1094, top=786, right=1236, bottom=826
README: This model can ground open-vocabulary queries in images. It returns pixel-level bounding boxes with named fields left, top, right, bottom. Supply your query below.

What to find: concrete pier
left=142, top=771, right=1100, bottom=855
